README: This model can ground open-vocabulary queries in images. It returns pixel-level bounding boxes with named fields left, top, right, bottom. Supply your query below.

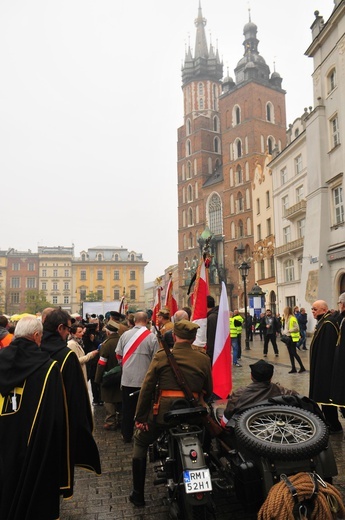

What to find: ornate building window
left=238, top=220, right=244, bottom=238
left=187, top=184, right=193, bottom=202
left=214, top=136, right=221, bottom=153
left=266, top=102, right=274, bottom=122
left=235, top=138, right=242, bottom=158
left=187, top=118, right=192, bottom=135
left=327, top=68, right=336, bottom=94
left=332, top=185, right=344, bottom=225
left=186, top=140, right=192, bottom=157
left=189, top=232, right=194, bottom=248
left=330, top=115, right=340, bottom=148
left=208, top=193, right=223, bottom=235
left=237, top=192, right=244, bottom=212
left=234, top=105, right=241, bottom=125
left=187, top=161, right=192, bottom=179
left=235, top=165, right=243, bottom=185
left=213, top=115, right=219, bottom=131
left=267, top=136, right=274, bottom=154
left=188, top=208, right=194, bottom=226
left=284, top=259, right=295, bottom=282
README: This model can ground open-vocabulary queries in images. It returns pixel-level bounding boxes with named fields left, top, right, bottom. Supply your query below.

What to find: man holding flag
left=190, top=256, right=209, bottom=348
left=164, top=272, right=178, bottom=318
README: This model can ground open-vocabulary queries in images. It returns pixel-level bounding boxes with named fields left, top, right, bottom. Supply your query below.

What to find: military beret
left=250, top=360, right=274, bottom=382
left=105, top=320, right=119, bottom=333
left=158, top=307, right=170, bottom=318
left=173, top=319, right=199, bottom=339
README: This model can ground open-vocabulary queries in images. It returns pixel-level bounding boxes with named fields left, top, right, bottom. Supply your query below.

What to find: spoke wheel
left=234, top=405, right=329, bottom=461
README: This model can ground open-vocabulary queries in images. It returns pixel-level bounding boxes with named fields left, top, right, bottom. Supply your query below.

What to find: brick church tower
left=177, top=5, right=287, bottom=309
left=177, top=3, right=223, bottom=307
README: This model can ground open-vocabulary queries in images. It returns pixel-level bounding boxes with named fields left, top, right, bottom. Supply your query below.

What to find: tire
left=180, top=501, right=209, bottom=520
left=234, top=405, right=329, bottom=461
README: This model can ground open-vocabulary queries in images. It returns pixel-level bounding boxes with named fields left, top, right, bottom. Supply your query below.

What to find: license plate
left=183, top=468, right=212, bottom=494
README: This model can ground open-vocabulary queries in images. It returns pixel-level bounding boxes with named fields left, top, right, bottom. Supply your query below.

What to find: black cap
left=109, top=311, right=126, bottom=321
left=249, top=360, right=274, bottom=382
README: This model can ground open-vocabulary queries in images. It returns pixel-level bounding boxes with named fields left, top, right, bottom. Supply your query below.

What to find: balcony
left=284, top=199, right=306, bottom=220
left=275, top=237, right=304, bottom=257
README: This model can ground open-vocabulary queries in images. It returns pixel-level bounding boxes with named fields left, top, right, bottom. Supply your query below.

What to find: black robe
left=330, top=311, right=345, bottom=405
left=309, top=311, right=339, bottom=404
left=0, top=337, right=69, bottom=520
left=41, top=331, right=101, bottom=497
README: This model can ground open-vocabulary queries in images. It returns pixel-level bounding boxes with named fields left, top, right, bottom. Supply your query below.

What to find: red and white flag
left=152, top=285, right=162, bottom=327
left=118, top=295, right=128, bottom=315
left=212, top=282, right=232, bottom=399
left=191, top=259, right=209, bottom=348
left=164, top=276, right=178, bottom=319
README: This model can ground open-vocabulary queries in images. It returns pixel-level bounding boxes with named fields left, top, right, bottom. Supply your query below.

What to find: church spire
left=194, top=1, right=208, bottom=59
left=181, top=2, right=223, bottom=86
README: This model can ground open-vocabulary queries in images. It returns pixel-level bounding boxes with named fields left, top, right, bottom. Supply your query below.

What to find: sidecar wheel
left=234, top=405, right=329, bottom=461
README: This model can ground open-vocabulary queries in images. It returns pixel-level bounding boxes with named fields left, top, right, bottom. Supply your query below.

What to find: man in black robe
left=309, top=299, right=341, bottom=433
left=0, top=316, right=69, bottom=520
left=330, top=293, right=345, bottom=411
left=41, top=308, right=101, bottom=497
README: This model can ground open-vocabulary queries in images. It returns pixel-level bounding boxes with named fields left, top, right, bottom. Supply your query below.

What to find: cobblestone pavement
left=60, top=335, right=345, bottom=519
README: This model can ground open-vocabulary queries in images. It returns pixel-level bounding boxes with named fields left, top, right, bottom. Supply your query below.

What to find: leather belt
left=160, top=390, right=199, bottom=399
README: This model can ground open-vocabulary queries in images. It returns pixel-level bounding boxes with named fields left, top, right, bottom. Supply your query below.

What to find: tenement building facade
left=0, top=246, right=147, bottom=315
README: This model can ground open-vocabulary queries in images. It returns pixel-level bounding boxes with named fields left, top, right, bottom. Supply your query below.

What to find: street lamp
left=237, top=243, right=251, bottom=351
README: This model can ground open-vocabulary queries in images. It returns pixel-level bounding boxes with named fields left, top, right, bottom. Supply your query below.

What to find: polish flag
left=212, top=282, right=232, bottom=399
left=191, top=259, right=209, bottom=348
left=164, top=277, right=178, bottom=318
left=152, top=286, right=162, bottom=327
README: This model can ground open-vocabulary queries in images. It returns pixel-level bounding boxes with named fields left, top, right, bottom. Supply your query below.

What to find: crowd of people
left=0, top=291, right=345, bottom=515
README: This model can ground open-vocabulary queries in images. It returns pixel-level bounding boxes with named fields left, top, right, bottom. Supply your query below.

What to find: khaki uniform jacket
left=160, top=321, right=173, bottom=336
left=135, top=341, right=213, bottom=425
left=95, top=333, right=122, bottom=404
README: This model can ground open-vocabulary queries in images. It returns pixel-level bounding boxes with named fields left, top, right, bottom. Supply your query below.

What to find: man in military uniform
left=95, top=320, right=122, bottom=431
left=129, top=320, right=212, bottom=507
left=157, top=307, right=173, bottom=335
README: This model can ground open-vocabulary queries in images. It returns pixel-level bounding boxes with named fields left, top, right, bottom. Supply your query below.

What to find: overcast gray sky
left=0, top=0, right=333, bottom=281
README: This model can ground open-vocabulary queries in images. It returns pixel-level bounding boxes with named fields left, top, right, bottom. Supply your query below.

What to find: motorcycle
left=209, top=394, right=338, bottom=514
left=149, top=399, right=215, bottom=520
left=149, top=394, right=338, bottom=518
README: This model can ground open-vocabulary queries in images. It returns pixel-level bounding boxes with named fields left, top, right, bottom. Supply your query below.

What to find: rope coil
left=258, top=472, right=345, bottom=520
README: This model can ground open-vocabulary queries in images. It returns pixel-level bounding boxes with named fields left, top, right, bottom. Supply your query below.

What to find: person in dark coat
left=297, top=307, right=308, bottom=350
left=41, top=308, right=101, bottom=497
left=95, top=320, right=122, bottom=430
left=206, top=295, right=219, bottom=361
left=221, top=359, right=297, bottom=425
left=129, top=320, right=212, bottom=507
left=262, top=309, right=280, bottom=356
left=330, top=293, right=345, bottom=413
left=309, top=300, right=341, bottom=433
left=0, top=316, right=69, bottom=520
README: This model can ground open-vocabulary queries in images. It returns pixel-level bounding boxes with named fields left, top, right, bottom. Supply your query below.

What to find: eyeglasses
left=63, top=324, right=72, bottom=331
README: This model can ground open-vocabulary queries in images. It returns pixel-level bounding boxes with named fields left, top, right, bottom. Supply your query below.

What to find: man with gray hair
left=309, top=299, right=341, bottom=433
left=0, top=316, right=69, bottom=519
left=116, top=311, right=159, bottom=443
left=163, top=309, right=189, bottom=349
